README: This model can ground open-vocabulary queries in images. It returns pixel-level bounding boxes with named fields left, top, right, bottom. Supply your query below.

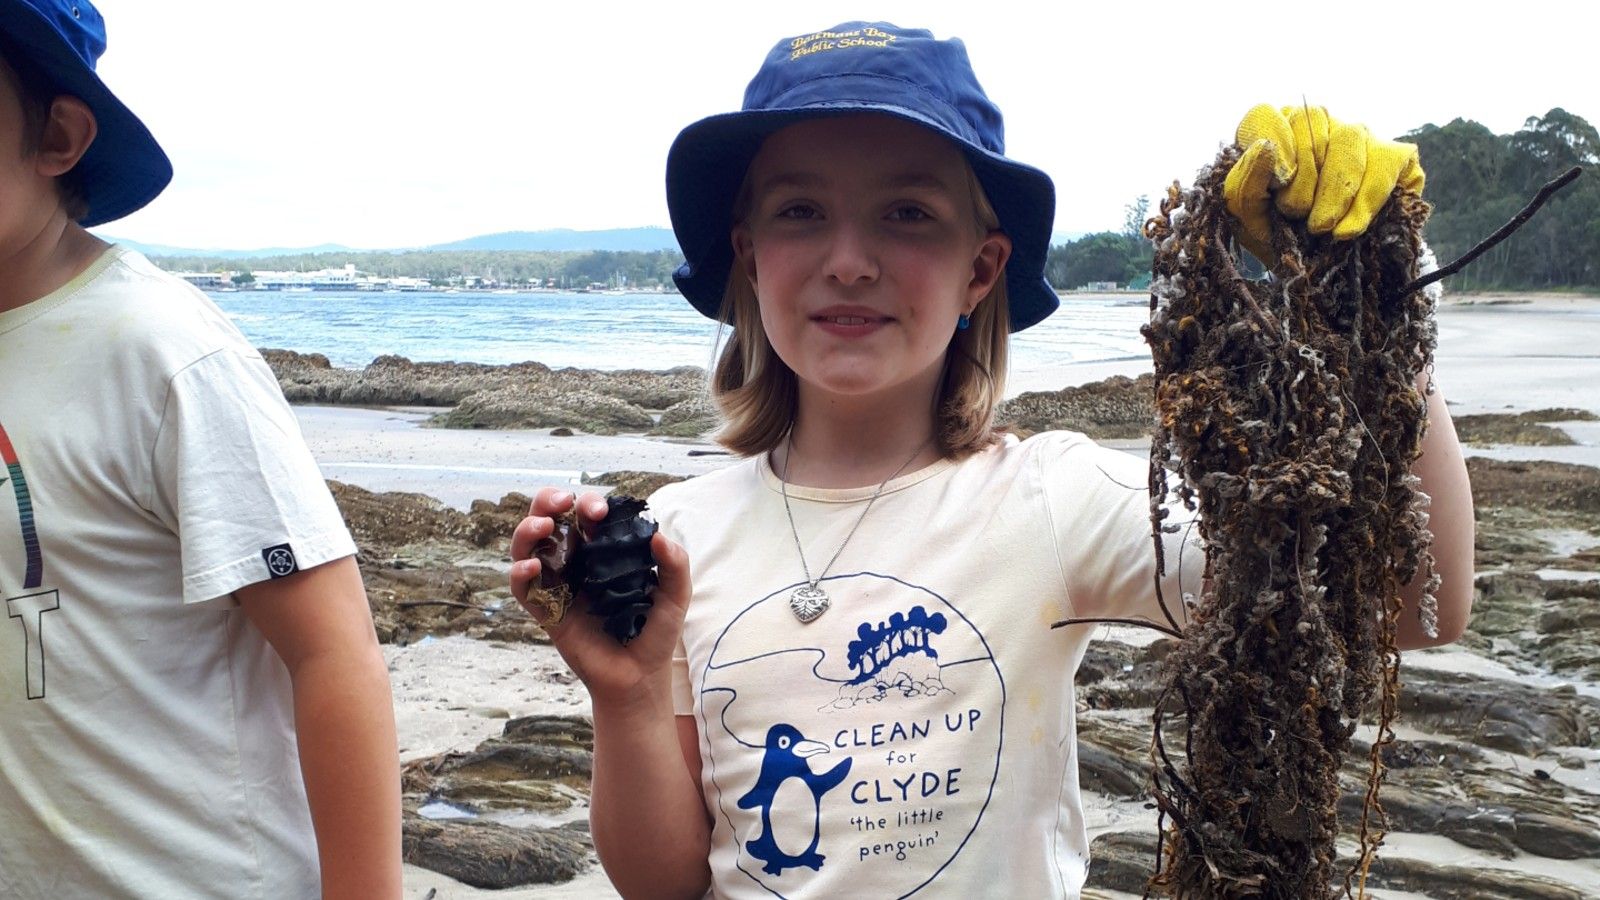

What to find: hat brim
left=667, top=104, right=1059, bottom=332
left=2, top=0, right=172, bottom=227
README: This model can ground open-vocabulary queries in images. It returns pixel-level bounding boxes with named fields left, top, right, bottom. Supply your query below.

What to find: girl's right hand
left=508, top=487, right=692, bottom=706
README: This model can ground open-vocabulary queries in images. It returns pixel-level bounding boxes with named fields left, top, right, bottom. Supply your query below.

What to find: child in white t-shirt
left=0, top=2, right=400, bottom=896
left=510, top=22, right=1474, bottom=898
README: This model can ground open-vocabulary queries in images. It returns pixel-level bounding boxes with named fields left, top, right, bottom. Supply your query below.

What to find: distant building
left=173, top=271, right=231, bottom=289
left=252, top=263, right=362, bottom=291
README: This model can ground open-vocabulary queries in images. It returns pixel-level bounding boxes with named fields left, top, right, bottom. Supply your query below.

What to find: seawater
left=208, top=289, right=1152, bottom=378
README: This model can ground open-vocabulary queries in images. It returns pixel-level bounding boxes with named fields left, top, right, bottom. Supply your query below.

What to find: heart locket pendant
left=789, top=585, right=830, bottom=623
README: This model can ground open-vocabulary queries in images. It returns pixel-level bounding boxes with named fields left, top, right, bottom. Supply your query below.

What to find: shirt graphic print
left=698, top=570, right=1005, bottom=896
left=0, top=419, right=59, bottom=701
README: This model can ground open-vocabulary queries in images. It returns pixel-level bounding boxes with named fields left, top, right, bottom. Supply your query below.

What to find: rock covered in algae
left=533, top=496, right=659, bottom=644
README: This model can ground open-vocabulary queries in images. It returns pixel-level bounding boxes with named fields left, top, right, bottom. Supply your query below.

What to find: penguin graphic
left=738, top=723, right=852, bottom=876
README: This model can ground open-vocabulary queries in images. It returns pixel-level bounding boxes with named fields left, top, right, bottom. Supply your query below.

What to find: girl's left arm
left=1394, top=376, right=1475, bottom=650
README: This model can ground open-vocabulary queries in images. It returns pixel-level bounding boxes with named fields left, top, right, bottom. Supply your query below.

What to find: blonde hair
left=710, top=163, right=1009, bottom=459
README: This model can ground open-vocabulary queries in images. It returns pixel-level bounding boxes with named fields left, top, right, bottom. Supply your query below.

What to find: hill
left=97, top=228, right=680, bottom=260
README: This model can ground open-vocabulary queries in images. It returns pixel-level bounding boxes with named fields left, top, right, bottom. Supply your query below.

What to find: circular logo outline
left=698, top=570, right=1008, bottom=898
left=265, top=547, right=296, bottom=577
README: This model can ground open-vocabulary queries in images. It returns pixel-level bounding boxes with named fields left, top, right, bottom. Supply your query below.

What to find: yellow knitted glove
left=1223, top=104, right=1425, bottom=261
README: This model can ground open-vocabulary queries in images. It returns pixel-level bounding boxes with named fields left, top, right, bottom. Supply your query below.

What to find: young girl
left=510, top=22, right=1473, bottom=898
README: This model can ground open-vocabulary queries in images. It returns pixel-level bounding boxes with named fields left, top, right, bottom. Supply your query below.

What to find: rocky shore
left=316, top=391, right=1600, bottom=897
left=264, top=350, right=715, bottom=436
left=267, top=350, right=1169, bottom=442
left=998, top=373, right=1155, bottom=439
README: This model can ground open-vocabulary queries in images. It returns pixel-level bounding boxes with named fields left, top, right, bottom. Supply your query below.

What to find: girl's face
left=732, top=115, right=1010, bottom=409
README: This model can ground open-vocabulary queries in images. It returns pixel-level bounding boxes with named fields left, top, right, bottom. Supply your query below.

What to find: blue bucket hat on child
left=667, top=22, right=1059, bottom=332
left=0, top=0, right=172, bottom=226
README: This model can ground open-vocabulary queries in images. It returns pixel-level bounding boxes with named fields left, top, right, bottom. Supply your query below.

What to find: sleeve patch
left=261, top=544, right=299, bottom=578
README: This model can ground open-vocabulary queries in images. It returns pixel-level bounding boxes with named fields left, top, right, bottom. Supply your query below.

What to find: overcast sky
left=92, top=0, right=1593, bottom=250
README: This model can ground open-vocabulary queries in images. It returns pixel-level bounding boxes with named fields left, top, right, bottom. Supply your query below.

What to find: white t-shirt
left=0, top=248, right=356, bottom=898
left=653, top=432, right=1202, bottom=899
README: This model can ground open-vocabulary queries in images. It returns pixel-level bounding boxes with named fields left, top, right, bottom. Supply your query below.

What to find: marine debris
left=1140, top=145, right=1440, bottom=898
left=535, top=496, right=659, bottom=644
left=1118, top=150, right=1584, bottom=896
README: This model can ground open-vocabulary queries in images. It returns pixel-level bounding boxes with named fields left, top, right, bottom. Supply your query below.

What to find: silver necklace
left=779, top=432, right=931, bottom=624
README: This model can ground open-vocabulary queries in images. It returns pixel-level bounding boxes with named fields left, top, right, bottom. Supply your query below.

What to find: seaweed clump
left=1142, top=147, right=1439, bottom=897
left=534, top=495, right=659, bottom=644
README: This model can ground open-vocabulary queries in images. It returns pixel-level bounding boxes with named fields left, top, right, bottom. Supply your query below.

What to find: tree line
left=1407, top=108, right=1596, bottom=290
left=1044, top=108, right=1598, bottom=292
left=158, top=110, right=1596, bottom=292
left=156, top=248, right=688, bottom=290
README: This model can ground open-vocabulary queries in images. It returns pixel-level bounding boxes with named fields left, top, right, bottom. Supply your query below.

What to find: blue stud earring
left=957, top=314, right=971, bottom=331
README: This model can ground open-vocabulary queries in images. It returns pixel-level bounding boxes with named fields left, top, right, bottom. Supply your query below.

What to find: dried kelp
left=1141, top=146, right=1438, bottom=898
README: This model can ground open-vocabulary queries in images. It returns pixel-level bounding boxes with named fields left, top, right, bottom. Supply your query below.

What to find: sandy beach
left=297, top=406, right=734, bottom=513
left=292, top=294, right=1600, bottom=899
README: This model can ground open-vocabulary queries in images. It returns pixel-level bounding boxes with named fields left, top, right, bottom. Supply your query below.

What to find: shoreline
left=295, top=405, right=733, bottom=511
left=292, top=298, right=1600, bottom=509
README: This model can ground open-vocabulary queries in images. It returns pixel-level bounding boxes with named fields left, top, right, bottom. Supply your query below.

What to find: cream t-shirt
left=652, top=431, right=1202, bottom=898
left=0, top=248, right=356, bottom=898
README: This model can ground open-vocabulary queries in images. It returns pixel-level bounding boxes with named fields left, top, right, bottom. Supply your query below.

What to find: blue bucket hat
left=0, top=0, right=172, bottom=226
left=666, top=22, right=1059, bottom=332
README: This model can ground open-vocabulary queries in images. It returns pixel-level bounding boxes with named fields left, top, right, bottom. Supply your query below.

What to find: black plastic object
left=573, top=496, right=659, bottom=644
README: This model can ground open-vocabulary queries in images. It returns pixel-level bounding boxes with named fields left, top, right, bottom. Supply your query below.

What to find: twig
left=1216, top=222, right=1282, bottom=337
left=397, top=599, right=485, bottom=611
left=1051, top=615, right=1184, bottom=640
left=1398, top=166, right=1583, bottom=297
